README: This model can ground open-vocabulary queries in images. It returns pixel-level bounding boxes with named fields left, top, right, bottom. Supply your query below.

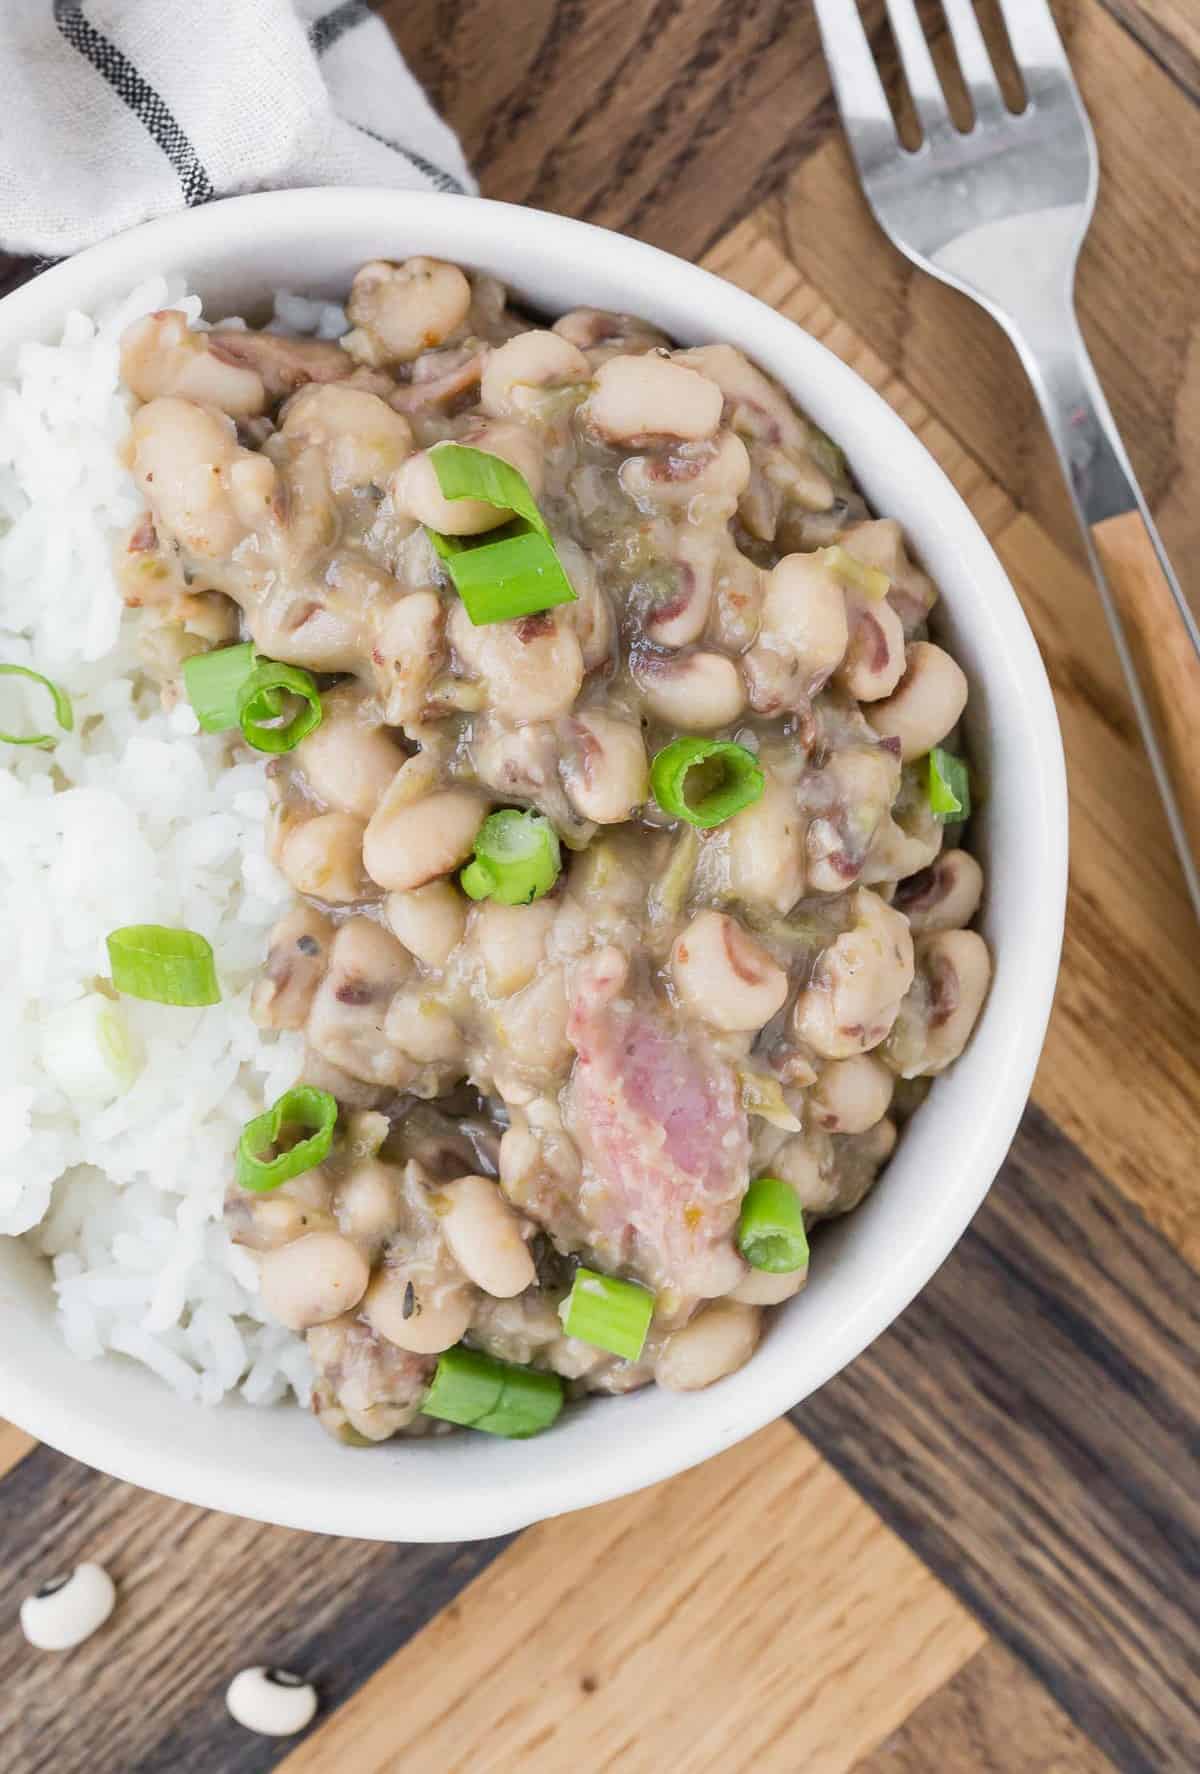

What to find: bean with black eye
left=19, top=1563, right=116, bottom=1650
left=866, top=641, right=968, bottom=760
left=584, top=353, right=723, bottom=443
left=226, top=1666, right=318, bottom=1737
left=634, top=649, right=746, bottom=730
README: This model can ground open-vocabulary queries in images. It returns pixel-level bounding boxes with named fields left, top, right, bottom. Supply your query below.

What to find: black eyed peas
left=793, top=888, right=916, bottom=1059
left=634, top=649, right=747, bottom=730
left=481, top=329, right=590, bottom=416
left=584, top=352, right=724, bottom=443
left=866, top=640, right=969, bottom=760
left=383, top=881, right=468, bottom=968
left=670, top=910, right=789, bottom=1033
left=276, top=811, right=370, bottom=905
left=436, top=1176, right=537, bottom=1298
left=259, top=1231, right=371, bottom=1332
left=362, top=787, right=489, bottom=894
left=122, top=257, right=991, bottom=1441
left=893, top=849, right=984, bottom=933
left=344, top=256, right=473, bottom=366
left=654, top=1300, right=762, bottom=1392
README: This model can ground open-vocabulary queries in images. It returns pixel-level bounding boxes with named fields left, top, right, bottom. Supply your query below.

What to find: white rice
left=0, top=278, right=329, bottom=1407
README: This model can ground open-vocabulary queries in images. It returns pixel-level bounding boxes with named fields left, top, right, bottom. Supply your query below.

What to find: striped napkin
left=0, top=1, right=475, bottom=259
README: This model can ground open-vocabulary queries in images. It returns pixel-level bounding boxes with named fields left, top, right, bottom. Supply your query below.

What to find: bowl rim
left=0, top=188, right=1067, bottom=1540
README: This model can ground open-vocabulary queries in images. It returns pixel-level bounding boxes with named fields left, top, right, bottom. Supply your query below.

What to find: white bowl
left=0, top=190, right=1067, bottom=1541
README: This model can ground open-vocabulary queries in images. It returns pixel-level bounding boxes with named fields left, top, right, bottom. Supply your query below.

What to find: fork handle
left=1024, top=324, right=1200, bottom=918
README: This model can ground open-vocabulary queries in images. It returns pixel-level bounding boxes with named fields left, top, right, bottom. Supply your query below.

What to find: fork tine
left=812, top=0, right=898, bottom=173
left=939, top=0, right=1005, bottom=123
left=994, top=0, right=1073, bottom=86
left=883, top=0, right=951, bottom=139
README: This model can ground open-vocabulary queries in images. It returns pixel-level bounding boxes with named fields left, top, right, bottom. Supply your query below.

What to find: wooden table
left=3, top=3, right=1199, bottom=1769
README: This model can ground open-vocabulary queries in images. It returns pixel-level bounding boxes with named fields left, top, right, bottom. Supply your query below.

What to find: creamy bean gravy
left=119, top=257, right=991, bottom=1442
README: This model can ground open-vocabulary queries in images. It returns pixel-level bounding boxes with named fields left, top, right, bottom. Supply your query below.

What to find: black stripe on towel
left=53, top=1, right=216, bottom=206
left=310, top=1, right=374, bottom=57
left=349, top=120, right=467, bottom=195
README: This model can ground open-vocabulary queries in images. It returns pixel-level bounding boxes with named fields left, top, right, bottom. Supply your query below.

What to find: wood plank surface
left=1099, top=0, right=1200, bottom=93
left=0, top=1419, right=35, bottom=1480
left=381, top=0, right=902, bottom=261
left=0, top=1444, right=512, bottom=1774
left=999, top=518, right=1200, bottom=1254
left=274, top=1422, right=985, bottom=1774
left=853, top=1641, right=1120, bottom=1774
left=3, top=5, right=1200, bottom=1773
left=796, top=1106, right=1200, bottom=1774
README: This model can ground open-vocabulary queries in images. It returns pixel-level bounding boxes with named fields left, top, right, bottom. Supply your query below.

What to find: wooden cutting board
left=2, top=4, right=1198, bottom=1771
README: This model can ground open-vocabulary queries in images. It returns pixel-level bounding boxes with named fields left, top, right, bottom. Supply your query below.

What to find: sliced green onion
left=469, top=1369, right=565, bottom=1438
left=106, top=925, right=220, bottom=1006
left=429, top=442, right=546, bottom=531
left=646, top=826, right=699, bottom=930
left=460, top=809, right=561, bottom=905
left=736, top=1176, right=810, bottom=1274
left=737, top=1068, right=803, bottom=1133
left=808, top=426, right=846, bottom=483
left=183, top=642, right=295, bottom=742
left=425, top=441, right=576, bottom=626
left=237, top=662, right=322, bottom=754
left=236, top=1085, right=338, bottom=1194
left=0, top=663, right=73, bottom=748
left=182, top=641, right=258, bottom=734
left=422, top=1346, right=505, bottom=1426
left=650, top=737, right=764, bottom=829
left=40, top=993, right=143, bottom=1105
left=430, top=524, right=578, bottom=625
left=421, top=1345, right=564, bottom=1438
left=818, top=544, right=889, bottom=602
left=559, top=1267, right=655, bottom=1361
left=927, top=746, right=971, bottom=821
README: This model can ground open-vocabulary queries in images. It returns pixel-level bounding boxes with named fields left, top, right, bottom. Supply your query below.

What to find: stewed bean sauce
left=120, top=258, right=991, bottom=1441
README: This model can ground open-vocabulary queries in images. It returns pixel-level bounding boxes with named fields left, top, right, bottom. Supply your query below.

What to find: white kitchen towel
left=0, top=1, right=475, bottom=259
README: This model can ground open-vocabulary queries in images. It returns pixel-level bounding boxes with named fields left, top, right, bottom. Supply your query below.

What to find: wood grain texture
left=854, top=1641, right=1120, bottom=1774
left=0, top=1445, right=512, bottom=1774
left=796, top=1105, right=1200, bottom=1774
left=763, top=1, right=1200, bottom=599
left=376, top=0, right=947, bottom=260
left=0, top=1418, right=35, bottom=1479
left=1099, top=0, right=1200, bottom=95
left=274, top=1421, right=985, bottom=1774
left=997, top=516, right=1200, bottom=1257
left=1089, top=509, right=1200, bottom=896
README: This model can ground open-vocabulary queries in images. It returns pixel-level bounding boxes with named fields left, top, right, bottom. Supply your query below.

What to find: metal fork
left=815, top=0, right=1200, bottom=919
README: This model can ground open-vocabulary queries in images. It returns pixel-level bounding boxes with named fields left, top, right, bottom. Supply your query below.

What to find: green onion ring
left=236, top=1085, right=338, bottom=1193
left=237, top=662, right=322, bottom=754
left=460, top=808, right=561, bottom=905
left=0, top=663, right=74, bottom=749
left=736, top=1176, right=809, bottom=1274
left=649, top=737, right=764, bottom=829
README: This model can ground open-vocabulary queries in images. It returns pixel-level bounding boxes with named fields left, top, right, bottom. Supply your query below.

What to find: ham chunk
left=565, top=948, right=748, bottom=1299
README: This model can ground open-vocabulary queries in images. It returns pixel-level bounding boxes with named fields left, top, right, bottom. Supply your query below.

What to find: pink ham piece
left=565, top=948, right=749, bottom=1299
